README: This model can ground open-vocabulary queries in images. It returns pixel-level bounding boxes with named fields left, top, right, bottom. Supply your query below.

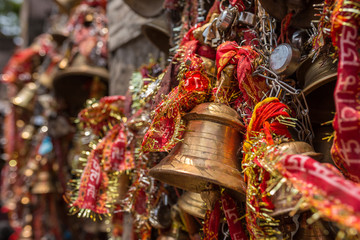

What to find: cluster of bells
left=148, top=102, right=336, bottom=239
left=11, top=4, right=109, bottom=117
left=13, top=0, right=338, bottom=239
left=121, top=1, right=338, bottom=239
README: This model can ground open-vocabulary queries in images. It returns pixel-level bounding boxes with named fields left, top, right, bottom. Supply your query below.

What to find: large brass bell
left=142, top=14, right=170, bottom=53
left=32, top=171, right=56, bottom=194
left=53, top=54, right=109, bottom=116
left=297, top=54, right=337, bottom=124
left=124, top=0, right=165, bottom=18
left=178, top=192, right=207, bottom=219
left=149, top=102, right=246, bottom=194
left=297, top=55, right=337, bottom=164
left=270, top=141, right=321, bottom=217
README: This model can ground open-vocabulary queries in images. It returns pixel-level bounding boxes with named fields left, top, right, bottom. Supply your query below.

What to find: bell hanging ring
left=178, top=192, right=207, bottom=219
left=270, top=141, right=322, bottom=217
left=149, top=102, right=246, bottom=194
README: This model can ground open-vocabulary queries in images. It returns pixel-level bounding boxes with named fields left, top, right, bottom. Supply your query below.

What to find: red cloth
left=330, top=0, right=360, bottom=182
left=278, top=153, right=360, bottom=231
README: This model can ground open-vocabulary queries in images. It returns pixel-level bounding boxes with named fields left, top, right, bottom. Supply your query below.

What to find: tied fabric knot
left=216, top=41, right=268, bottom=116
left=142, top=54, right=211, bottom=152
left=242, top=97, right=292, bottom=239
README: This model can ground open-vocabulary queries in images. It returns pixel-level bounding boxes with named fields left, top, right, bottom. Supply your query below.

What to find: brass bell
left=259, top=0, right=323, bottom=28
left=53, top=54, right=109, bottom=116
left=297, top=55, right=337, bottom=164
left=297, top=54, right=337, bottom=124
left=178, top=192, right=207, bottom=219
left=11, top=82, right=38, bottom=110
left=142, top=14, right=170, bottom=53
left=32, top=171, right=56, bottom=194
left=271, top=141, right=321, bottom=217
left=149, top=102, right=246, bottom=194
left=124, top=0, right=165, bottom=18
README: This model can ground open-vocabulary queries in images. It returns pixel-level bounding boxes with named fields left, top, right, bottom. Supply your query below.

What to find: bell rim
left=149, top=152, right=247, bottom=194
left=124, top=0, right=165, bottom=18
left=302, top=72, right=337, bottom=96
left=53, top=65, right=109, bottom=85
left=141, top=22, right=170, bottom=53
left=297, top=54, right=337, bottom=96
left=178, top=192, right=206, bottom=219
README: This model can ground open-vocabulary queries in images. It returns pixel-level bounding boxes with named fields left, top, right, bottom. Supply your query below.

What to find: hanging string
left=277, top=12, right=293, bottom=44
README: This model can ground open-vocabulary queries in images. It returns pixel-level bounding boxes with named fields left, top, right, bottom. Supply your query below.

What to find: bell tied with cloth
left=149, top=102, right=246, bottom=194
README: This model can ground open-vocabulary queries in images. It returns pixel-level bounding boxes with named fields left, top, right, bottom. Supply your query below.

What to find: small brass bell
left=259, top=0, right=322, bottom=28
left=11, top=82, right=38, bottom=110
left=271, top=141, right=321, bottom=217
left=149, top=102, right=246, bottom=194
left=178, top=192, right=207, bottom=219
left=142, top=14, right=170, bottom=53
left=124, top=0, right=165, bottom=18
left=32, top=171, right=56, bottom=194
